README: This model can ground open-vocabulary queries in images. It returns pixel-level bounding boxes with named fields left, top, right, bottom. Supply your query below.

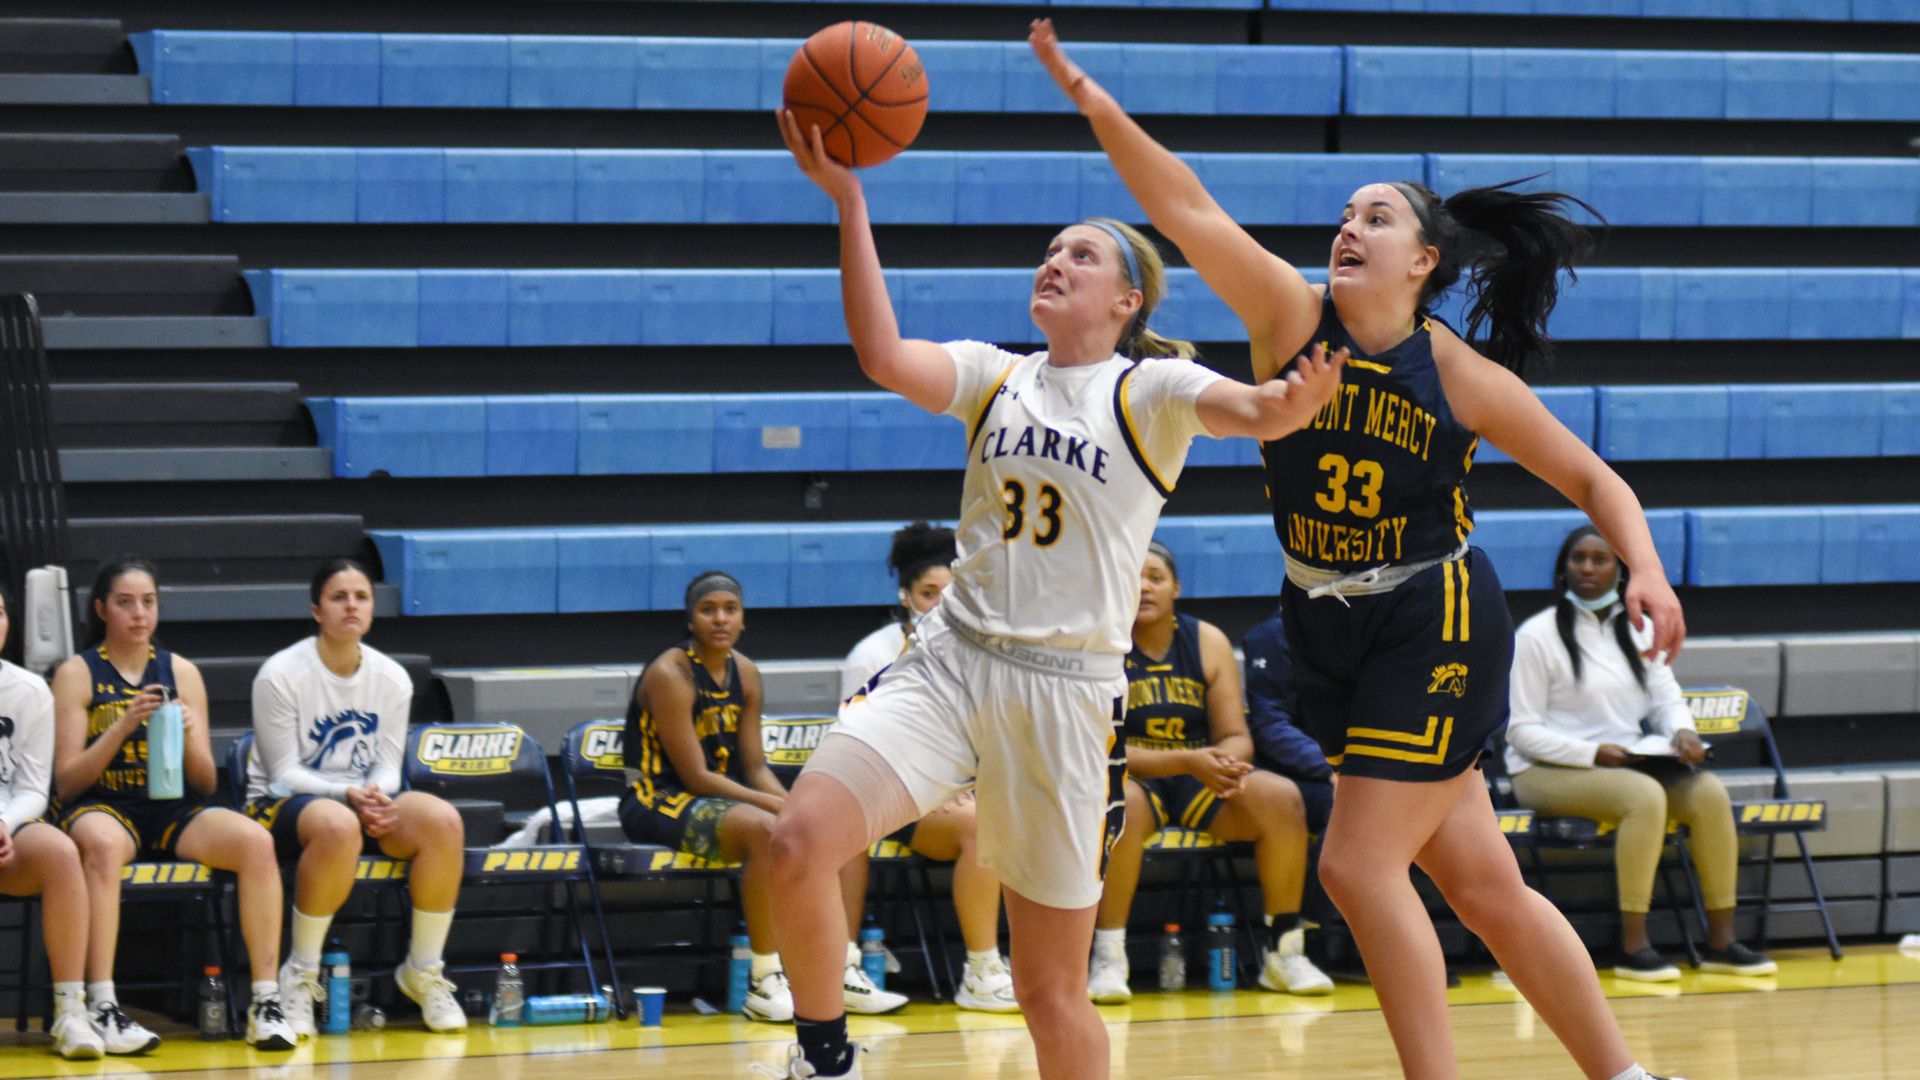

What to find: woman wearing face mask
left=838, top=523, right=1018, bottom=1014
left=1508, top=526, right=1773, bottom=983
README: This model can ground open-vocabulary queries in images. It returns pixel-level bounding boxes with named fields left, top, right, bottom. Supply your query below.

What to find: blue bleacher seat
left=712, top=393, right=849, bottom=473
left=1812, top=159, right=1920, bottom=227
left=507, top=270, right=643, bottom=346
left=864, top=153, right=959, bottom=226
left=248, top=269, right=417, bottom=348
left=916, top=41, right=1005, bottom=113
left=485, top=395, right=578, bottom=476
left=1702, top=158, right=1813, bottom=227
left=1479, top=387, right=1595, bottom=465
left=1548, top=267, right=1651, bottom=340
left=509, top=35, right=637, bottom=110
left=1821, top=506, right=1920, bottom=585
left=1587, top=156, right=1702, bottom=227
left=1907, top=269, right=1920, bottom=338
left=192, top=147, right=356, bottom=224
left=577, top=395, right=713, bottom=475
left=1672, top=269, right=1793, bottom=340
left=1344, top=46, right=1471, bottom=117
left=705, top=151, right=833, bottom=225
left=772, top=269, right=904, bottom=347
left=956, top=153, right=1081, bottom=226
left=1159, top=268, right=1243, bottom=343
left=1215, top=46, right=1343, bottom=116
left=1728, top=383, right=1883, bottom=459
left=1787, top=268, right=1906, bottom=341
left=847, top=394, right=967, bottom=471
left=418, top=269, right=508, bottom=347
left=1502, top=49, right=1615, bottom=118
left=1686, top=508, right=1824, bottom=586
left=132, top=30, right=294, bottom=106
left=575, top=150, right=703, bottom=224
left=640, top=270, right=773, bottom=347
left=1854, top=0, right=1920, bottom=22
left=756, top=40, right=804, bottom=112
left=555, top=528, right=652, bottom=614
left=1194, top=154, right=1296, bottom=228
left=1725, top=52, right=1832, bottom=120
left=789, top=524, right=898, bottom=608
left=1151, top=515, right=1283, bottom=600
left=1119, top=45, right=1218, bottom=115
left=445, top=149, right=574, bottom=224
left=1004, top=42, right=1122, bottom=114
left=1469, top=48, right=1504, bottom=117
left=899, top=269, right=1037, bottom=346
left=649, top=526, right=790, bottom=609
left=636, top=37, right=760, bottom=110
left=1474, top=509, right=1686, bottom=589
left=311, top=396, right=485, bottom=478
left=1080, top=156, right=1147, bottom=224
left=381, top=34, right=510, bottom=108
left=358, top=148, right=446, bottom=225
left=1832, top=53, right=1920, bottom=121
left=1885, top=384, right=1920, bottom=456
left=371, top=529, right=558, bottom=615
left=1643, top=0, right=1746, bottom=16
left=1181, top=435, right=1261, bottom=469
left=1615, top=50, right=1725, bottom=120
left=1297, top=155, right=1426, bottom=224
left=1596, top=386, right=1731, bottom=461
left=294, top=33, right=381, bottom=107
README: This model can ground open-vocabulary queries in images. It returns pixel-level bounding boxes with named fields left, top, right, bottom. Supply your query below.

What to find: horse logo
left=1427, top=663, right=1468, bottom=698
left=305, top=710, right=379, bottom=777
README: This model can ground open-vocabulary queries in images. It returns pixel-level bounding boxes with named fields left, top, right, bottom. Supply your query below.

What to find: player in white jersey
left=770, top=109, right=1344, bottom=1080
left=243, top=559, right=467, bottom=1035
left=0, top=588, right=104, bottom=1060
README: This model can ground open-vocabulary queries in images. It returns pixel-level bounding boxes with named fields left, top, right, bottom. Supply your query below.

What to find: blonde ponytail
left=1085, top=217, right=1199, bottom=361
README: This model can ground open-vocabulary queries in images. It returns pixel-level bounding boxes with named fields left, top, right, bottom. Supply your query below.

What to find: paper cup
left=634, top=987, right=666, bottom=1027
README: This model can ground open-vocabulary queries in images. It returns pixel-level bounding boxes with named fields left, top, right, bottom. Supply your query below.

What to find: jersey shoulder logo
left=1427, top=663, right=1468, bottom=698
left=306, top=710, right=378, bottom=776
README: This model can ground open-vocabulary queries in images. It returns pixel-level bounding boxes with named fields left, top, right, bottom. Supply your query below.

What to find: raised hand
left=776, top=107, right=861, bottom=204
left=1029, top=19, right=1096, bottom=105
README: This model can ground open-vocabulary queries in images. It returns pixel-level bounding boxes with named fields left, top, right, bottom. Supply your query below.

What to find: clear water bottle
left=1157, top=923, right=1186, bottom=991
left=323, top=943, right=351, bottom=1034
left=859, top=925, right=887, bottom=991
left=490, top=953, right=525, bottom=1027
left=198, top=966, right=227, bottom=1040
left=1207, top=911, right=1236, bottom=991
left=726, top=932, right=752, bottom=1015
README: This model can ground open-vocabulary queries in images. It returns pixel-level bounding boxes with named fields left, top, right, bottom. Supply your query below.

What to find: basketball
left=782, top=21, right=929, bottom=169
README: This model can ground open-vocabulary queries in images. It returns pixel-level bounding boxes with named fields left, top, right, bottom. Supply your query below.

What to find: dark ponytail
left=1390, top=179, right=1600, bottom=379
left=1550, top=526, right=1644, bottom=688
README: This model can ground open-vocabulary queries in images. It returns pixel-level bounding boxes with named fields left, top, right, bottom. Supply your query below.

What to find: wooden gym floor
left=1, top=945, right=1915, bottom=1079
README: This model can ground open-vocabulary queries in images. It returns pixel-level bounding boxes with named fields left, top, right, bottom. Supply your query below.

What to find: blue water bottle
left=323, top=944, right=351, bottom=1034
left=1207, top=911, right=1236, bottom=991
left=859, top=925, right=887, bottom=991
left=146, top=688, right=184, bottom=800
left=726, top=932, right=752, bottom=1015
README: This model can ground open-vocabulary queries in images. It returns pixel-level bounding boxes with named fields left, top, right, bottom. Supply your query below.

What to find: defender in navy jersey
left=1041, top=20, right=1690, bottom=1080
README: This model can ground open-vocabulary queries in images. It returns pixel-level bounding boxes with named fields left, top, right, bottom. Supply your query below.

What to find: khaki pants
left=1511, top=762, right=1738, bottom=914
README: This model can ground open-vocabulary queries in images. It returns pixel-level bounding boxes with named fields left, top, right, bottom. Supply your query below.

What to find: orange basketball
left=783, top=22, right=929, bottom=169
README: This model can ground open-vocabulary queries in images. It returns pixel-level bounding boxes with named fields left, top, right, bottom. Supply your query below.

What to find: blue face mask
left=1565, top=587, right=1619, bottom=613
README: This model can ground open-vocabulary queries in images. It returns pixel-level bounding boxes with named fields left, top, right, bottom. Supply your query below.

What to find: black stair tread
left=59, top=447, right=332, bottom=482
left=0, top=18, right=133, bottom=75
left=144, top=581, right=398, bottom=622
left=70, top=514, right=365, bottom=554
left=0, top=255, right=248, bottom=317
left=53, top=381, right=314, bottom=447
left=41, top=316, right=267, bottom=349
left=0, top=134, right=192, bottom=193
left=196, top=652, right=442, bottom=727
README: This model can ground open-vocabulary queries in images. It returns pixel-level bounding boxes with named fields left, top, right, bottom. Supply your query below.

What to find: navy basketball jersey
left=79, top=644, right=177, bottom=802
left=1123, top=614, right=1211, bottom=752
left=626, top=643, right=742, bottom=804
left=1261, top=294, right=1480, bottom=571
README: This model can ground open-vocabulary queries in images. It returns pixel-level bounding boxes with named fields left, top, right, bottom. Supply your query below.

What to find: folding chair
left=402, top=722, right=603, bottom=992
left=1139, top=828, right=1263, bottom=985
left=1678, top=687, right=1841, bottom=959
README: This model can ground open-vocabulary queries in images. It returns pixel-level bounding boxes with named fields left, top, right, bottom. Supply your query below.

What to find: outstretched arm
left=1193, top=342, right=1346, bottom=441
left=1030, top=20, right=1322, bottom=378
left=778, top=109, right=956, bottom=413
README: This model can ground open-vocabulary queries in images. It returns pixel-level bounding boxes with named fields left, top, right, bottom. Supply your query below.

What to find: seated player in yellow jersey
left=1089, top=543, right=1333, bottom=1001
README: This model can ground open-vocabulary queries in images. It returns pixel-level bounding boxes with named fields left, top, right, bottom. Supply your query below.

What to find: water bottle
left=1207, top=911, right=1236, bottom=991
left=726, top=932, right=752, bottom=1015
left=323, top=944, right=351, bottom=1034
left=525, top=993, right=609, bottom=1025
left=147, top=689, right=184, bottom=800
left=352, top=1005, right=386, bottom=1031
left=859, top=925, right=887, bottom=991
left=490, top=954, right=525, bottom=1027
left=198, top=966, right=227, bottom=1040
left=1158, top=924, right=1186, bottom=991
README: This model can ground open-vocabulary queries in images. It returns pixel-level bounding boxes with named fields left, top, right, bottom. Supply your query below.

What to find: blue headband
left=1083, top=220, right=1143, bottom=291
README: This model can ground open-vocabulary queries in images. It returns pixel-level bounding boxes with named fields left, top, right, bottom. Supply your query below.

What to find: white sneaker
left=90, top=1002, right=159, bottom=1055
left=246, top=997, right=297, bottom=1052
left=1087, top=943, right=1131, bottom=1004
left=1259, top=929, right=1334, bottom=995
left=395, top=960, right=468, bottom=1033
left=751, top=1042, right=867, bottom=1080
left=842, top=964, right=908, bottom=1014
left=743, top=970, right=795, bottom=1023
left=278, top=957, right=322, bottom=1038
left=952, top=954, right=1019, bottom=1013
left=48, top=1011, right=103, bottom=1060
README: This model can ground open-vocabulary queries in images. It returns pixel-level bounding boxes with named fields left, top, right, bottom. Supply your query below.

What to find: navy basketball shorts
left=619, top=787, right=740, bottom=863
left=1133, top=773, right=1230, bottom=833
left=1280, top=546, right=1514, bottom=783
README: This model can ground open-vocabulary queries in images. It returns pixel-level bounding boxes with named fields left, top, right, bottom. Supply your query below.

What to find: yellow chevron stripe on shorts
left=1180, top=788, right=1219, bottom=829
left=1441, top=562, right=1470, bottom=642
left=1343, top=715, right=1456, bottom=764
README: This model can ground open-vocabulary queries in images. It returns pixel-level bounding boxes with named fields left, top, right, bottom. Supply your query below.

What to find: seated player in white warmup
left=243, top=558, right=468, bottom=1035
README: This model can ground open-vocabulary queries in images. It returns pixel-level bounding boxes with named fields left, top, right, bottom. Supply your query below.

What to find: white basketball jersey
left=939, top=342, right=1222, bottom=655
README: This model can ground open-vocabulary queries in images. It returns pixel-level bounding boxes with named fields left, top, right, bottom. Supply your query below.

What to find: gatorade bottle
left=1207, top=911, right=1236, bottom=991
left=1158, top=924, right=1186, bottom=991
left=726, top=932, right=752, bottom=1014
left=859, top=925, right=887, bottom=991
left=323, top=944, right=351, bottom=1034
left=198, top=967, right=227, bottom=1040
left=490, top=954, right=525, bottom=1027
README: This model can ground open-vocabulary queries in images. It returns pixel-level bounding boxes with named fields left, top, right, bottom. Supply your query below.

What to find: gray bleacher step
left=1670, top=637, right=1782, bottom=717
left=0, top=18, right=133, bottom=74
left=69, top=512, right=369, bottom=586
left=0, top=192, right=208, bottom=223
left=157, top=582, right=399, bottom=623
left=1780, top=633, right=1920, bottom=717
left=42, top=316, right=269, bottom=349
left=59, top=446, right=331, bottom=482
left=0, top=134, right=192, bottom=192
left=54, top=381, right=311, bottom=446
left=0, top=73, right=147, bottom=104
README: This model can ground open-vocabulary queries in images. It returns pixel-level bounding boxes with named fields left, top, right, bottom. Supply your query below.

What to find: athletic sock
left=52, top=983, right=86, bottom=1018
left=795, top=1014, right=854, bottom=1077
left=1607, top=1066, right=1650, bottom=1080
left=844, top=941, right=862, bottom=969
left=1265, top=912, right=1302, bottom=950
left=408, top=907, right=455, bottom=971
left=252, top=980, right=280, bottom=1004
left=1093, top=927, right=1126, bottom=953
left=966, top=949, right=999, bottom=968
left=750, top=952, right=782, bottom=980
left=85, top=981, right=115, bottom=1008
left=289, top=907, right=334, bottom=970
